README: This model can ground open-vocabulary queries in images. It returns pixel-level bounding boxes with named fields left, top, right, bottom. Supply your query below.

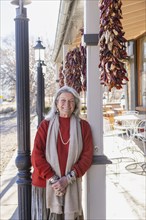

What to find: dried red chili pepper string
left=98, top=0, right=129, bottom=91
left=64, top=46, right=82, bottom=93
left=59, top=29, right=87, bottom=93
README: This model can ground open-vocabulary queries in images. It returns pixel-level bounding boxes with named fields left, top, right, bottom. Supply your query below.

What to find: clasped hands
left=51, top=176, right=68, bottom=196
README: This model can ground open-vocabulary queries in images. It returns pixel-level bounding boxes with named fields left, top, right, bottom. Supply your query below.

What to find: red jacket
left=31, top=117, right=93, bottom=187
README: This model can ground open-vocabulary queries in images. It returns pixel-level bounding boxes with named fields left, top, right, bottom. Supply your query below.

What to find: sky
left=0, top=0, right=60, bottom=46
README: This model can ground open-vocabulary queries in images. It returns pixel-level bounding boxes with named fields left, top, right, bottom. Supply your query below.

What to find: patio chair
left=104, top=118, right=134, bottom=179
left=103, top=118, right=126, bottom=138
left=116, top=120, right=141, bottom=161
left=125, top=120, right=146, bottom=175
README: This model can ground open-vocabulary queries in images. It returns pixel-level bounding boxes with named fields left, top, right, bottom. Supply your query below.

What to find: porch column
left=63, top=44, right=69, bottom=84
left=128, top=41, right=137, bottom=110
left=55, top=62, right=61, bottom=90
left=83, top=1, right=111, bottom=219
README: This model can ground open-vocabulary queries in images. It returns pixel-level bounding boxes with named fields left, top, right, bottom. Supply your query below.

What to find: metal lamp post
left=11, top=0, right=32, bottom=219
left=41, top=60, right=47, bottom=117
left=34, top=38, right=46, bottom=126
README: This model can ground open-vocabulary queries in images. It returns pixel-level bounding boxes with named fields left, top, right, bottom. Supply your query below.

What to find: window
left=137, top=35, right=146, bottom=107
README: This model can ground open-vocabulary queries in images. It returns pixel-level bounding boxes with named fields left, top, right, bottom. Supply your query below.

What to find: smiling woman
left=31, top=85, right=94, bottom=220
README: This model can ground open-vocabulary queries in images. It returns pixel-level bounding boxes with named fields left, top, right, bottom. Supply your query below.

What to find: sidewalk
left=0, top=136, right=146, bottom=220
left=0, top=150, right=18, bottom=220
left=0, top=116, right=37, bottom=220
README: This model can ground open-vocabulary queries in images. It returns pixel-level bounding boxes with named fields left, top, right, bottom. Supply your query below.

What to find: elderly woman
left=31, top=85, right=93, bottom=220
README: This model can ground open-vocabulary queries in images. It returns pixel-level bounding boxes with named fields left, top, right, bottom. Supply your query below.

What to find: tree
left=43, top=38, right=56, bottom=108
left=0, top=35, right=16, bottom=100
left=0, top=35, right=56, bottom=113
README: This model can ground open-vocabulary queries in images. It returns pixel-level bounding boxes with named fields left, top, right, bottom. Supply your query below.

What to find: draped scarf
left=46, top=114, right=83, bottom=220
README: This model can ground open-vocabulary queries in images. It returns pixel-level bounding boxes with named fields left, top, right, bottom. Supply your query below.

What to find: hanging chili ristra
left=64, top=46, right=82, bottom=93
left=80, top=28, right=87, bottom=92
left=58, top=29, right=86, bottom=93
left=98, top=0, right=129, bottom=91
left=80, top=43, right=87, bottom=92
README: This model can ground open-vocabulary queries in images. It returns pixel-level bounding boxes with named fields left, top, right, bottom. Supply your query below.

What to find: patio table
left=114, top=114, right=140, bottom=121
left=114, top=114, right=144, bottom=129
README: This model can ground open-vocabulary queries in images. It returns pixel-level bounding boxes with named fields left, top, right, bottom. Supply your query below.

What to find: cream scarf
left=46, top=114, right=83, bottom=220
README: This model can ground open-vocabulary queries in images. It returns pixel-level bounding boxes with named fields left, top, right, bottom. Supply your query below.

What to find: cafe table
left=114, top=114, right=146, bottom=120
left=113, top=114, right=143, bottom=148
left=114, top=114, right=145, bottom=128
left=114, top=114, right=141, bottom=121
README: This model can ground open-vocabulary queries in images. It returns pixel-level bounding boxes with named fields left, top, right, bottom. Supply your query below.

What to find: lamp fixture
left=34, top=38, right=46, bottom=62
left=11, top=0, right=32, bottom=6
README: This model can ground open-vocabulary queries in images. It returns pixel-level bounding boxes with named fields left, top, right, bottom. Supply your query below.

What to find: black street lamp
left=41, top=60, right=47, bottom=116
left=11, top=0, right=31, bottom=219
left=34, top=38, right=46, bottom=126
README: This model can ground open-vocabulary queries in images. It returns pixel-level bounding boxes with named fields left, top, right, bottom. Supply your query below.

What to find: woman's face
left=57, top=92, right=75, bottom=117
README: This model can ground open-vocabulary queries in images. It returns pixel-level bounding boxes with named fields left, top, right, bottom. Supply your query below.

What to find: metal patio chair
left=125, top=120, right=146, bottom=175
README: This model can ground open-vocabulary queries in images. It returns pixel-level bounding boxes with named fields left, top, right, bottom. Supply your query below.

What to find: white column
left=63, top=44, right=70, bottom=85
left=82, top=1, right=107, bottom=219
left=63, top=44, right=69, bottom=69
left=55, top=62, right=60, bottom=90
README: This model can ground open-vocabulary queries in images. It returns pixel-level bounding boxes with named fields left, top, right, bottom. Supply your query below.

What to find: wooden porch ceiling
left=122, top=0, right=146, bottom=40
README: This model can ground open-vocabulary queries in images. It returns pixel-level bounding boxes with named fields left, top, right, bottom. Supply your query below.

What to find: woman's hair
left=45, top=85, right=81, bottom=120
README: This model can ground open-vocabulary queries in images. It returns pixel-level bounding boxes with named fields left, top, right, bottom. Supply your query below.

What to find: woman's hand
left=51, top=176, right=68, bottom=195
